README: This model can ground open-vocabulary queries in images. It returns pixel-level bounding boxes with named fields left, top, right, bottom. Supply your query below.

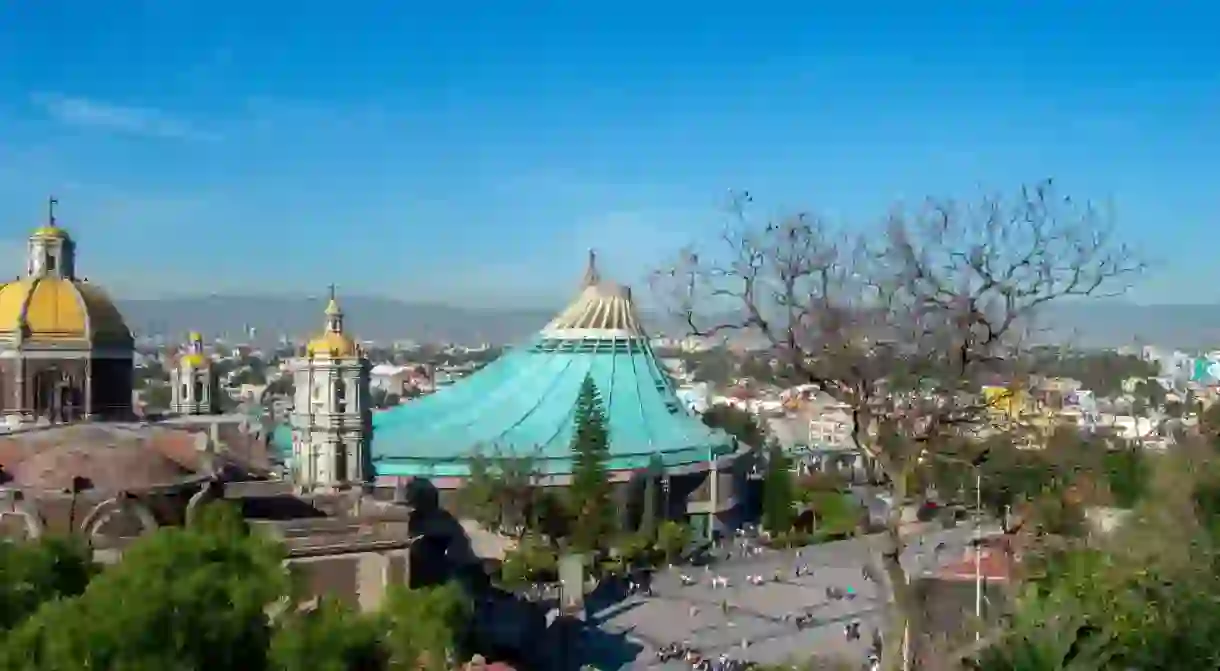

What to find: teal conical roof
left=369, top=255, right=734, bottom=478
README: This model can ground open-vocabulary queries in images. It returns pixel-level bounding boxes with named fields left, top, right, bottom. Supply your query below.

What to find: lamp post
left=922, top=447, right=990, bottom=642
left=968, top=449, right=990, bottom=641
left=974, top=468, right=982, bottom=640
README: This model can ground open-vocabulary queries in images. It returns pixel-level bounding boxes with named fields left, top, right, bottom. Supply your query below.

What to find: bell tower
left=288, top=286, right=372, bottom=490
left=27, top=196, right=76, bottom=280
left=169, top=332, right=219, bottom=415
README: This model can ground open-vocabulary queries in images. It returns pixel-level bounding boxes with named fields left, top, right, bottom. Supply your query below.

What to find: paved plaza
left=585, top=525, right=986, bottom=669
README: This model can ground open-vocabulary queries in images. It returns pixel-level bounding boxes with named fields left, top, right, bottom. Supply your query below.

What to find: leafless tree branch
left=651, top=180, right=1143, bottom=671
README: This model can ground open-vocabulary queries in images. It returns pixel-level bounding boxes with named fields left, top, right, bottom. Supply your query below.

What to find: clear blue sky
left=0, top=1, right=1215, bottom=306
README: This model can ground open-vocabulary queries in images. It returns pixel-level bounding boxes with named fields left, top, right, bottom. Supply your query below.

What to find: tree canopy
left=0, top=503, right=475, bottom=671
left=702, top=402, right=767, bottom=447
left=976, top=444, right=1220, bottom=671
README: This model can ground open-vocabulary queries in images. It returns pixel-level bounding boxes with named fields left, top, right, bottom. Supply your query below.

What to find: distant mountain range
left=117, top=295, right=556, bottom=346
left=114, top=295, right=1220, bottom=351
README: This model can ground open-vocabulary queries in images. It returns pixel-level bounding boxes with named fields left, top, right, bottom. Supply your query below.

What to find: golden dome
left=305, top=290, right=358, bottom=358
left=306, top=331, right=358, bottom=358
left=179, top=352, right=207, bottom=368
left=29, top=224, right=70, bottom=241
left=0, top=277, right=131, bottom=344
left=177, top=332, right=207, bottom=367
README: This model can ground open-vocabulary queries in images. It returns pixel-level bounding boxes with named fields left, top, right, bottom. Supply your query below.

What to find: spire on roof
left=324, top=284, right=343, bottom=332
left=581, top=249, right=600, bottom=287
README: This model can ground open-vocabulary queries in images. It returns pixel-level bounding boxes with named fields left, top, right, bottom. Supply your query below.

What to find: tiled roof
left=936, top=546, right=1014, bottom=582
left=0, top=424, right=212, bottom=491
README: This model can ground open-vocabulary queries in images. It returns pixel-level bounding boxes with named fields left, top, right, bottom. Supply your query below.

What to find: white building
left=169, top=332, right=219, bottom=415
left=370, top=363, right=411, bottom=394
left=288, top=290, right=372, bottom=490
left=806, top=393, right=853, bottom=447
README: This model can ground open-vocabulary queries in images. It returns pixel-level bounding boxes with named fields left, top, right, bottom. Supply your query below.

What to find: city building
left=272, top=253, right=744, bottom=536
left=0, top=200, right=417, bottom=611
left=0, top=201, right=134, bottom=426
left=287, top=288, right=373, bottom=490
left=169, top=332, right=220, bottom=415
left=805, top=393, right=853, bottom=447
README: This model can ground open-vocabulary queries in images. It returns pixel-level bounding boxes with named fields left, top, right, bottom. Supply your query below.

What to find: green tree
left=980, top=446, right=1220, bottom=671
left=655, top=520, right=691, bottom=564
left=380, top=582, right=471, bottom=671
left=500, top=535, right=559, bottom=587
left=494, top=452, right=540, bottom=533
left=702, top=403, right=766, bottom=447
left=1101, top=445, right=1149, bottom=509
left=269, top=598, right=384, bottom=671
left=568, top=374, right=615, bottom=553
left=639, top=454, right=664, bottom=540
left=457, top=449, right=502, bottom=529
left=142, top=382, right=172, bottom=411
left=0, top=503, right=292, bottom=671
left=762, top=443, right=795, bottom=534
left=0, top=537, right=95, bottom=633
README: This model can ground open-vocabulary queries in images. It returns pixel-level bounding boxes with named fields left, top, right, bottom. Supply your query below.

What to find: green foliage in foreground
left=976, top=448, right=1220, bottom=671
left=0, top=503, right=472, bottom=671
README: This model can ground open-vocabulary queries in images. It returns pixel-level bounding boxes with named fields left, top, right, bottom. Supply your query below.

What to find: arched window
left=334, top=381, right=347, bottom=413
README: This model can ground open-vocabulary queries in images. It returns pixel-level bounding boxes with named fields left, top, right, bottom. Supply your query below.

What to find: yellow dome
left=0, top=277, right=131, bottom=344
left=179, top=352, right=207, bottom=368
left=306, top=331, right=358, bottom=358
left=29, top=225, right=70, bottom=241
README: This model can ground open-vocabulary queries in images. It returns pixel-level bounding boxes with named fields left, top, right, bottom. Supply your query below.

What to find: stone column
left=83, top=357, right=94, bottom=420
left=356, top=552, right=392, bottom=612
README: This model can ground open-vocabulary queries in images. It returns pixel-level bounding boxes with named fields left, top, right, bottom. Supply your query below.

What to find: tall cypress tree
left=568, top=374, right=615, bottom=553
left=762, top=442, right=795, bottom=535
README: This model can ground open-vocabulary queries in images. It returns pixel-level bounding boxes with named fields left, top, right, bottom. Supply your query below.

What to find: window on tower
left=335, top=382, right=347, bottom=413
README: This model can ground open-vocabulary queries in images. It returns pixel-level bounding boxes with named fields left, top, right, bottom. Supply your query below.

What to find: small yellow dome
left=179, top=352, right=207, bottom=368
left=0, top=277, right=131, bottom=343
left=29, top=225, right=70, bottom=241
left=306, top=331, right=358, bottom=358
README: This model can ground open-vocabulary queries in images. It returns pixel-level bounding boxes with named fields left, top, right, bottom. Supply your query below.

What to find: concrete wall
left=288, top=548, right=410, bottom=612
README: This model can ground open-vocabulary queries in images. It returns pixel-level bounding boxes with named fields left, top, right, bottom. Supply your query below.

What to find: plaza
left=584, top=526, right=985, bottom=669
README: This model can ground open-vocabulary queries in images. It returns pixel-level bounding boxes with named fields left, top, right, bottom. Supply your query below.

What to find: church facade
left=0, top=202, right=134, bottom=427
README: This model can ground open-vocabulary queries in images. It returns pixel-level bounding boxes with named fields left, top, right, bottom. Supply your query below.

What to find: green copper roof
left=368, top=335, right=734, bottom=476
left=270, top=258, right=734, bottom=478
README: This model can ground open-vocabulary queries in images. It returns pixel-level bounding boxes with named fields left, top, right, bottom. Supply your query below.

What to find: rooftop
left=349, top=253, right=733, bottom=477
left=0, top=421, right=268, bottom=492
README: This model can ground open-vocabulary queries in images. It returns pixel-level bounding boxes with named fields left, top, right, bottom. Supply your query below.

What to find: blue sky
left=0, top=1, right=1215, bottom=306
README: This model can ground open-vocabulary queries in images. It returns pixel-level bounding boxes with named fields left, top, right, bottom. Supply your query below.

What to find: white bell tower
left=169, top=332, right=219, bottom=415
left=27, top=196, right=76, bottom=280
left=288, top=286, right=372, bottom=490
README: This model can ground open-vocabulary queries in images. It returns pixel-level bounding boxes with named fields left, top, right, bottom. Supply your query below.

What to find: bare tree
left=652, top=180, right=1141, bottom=670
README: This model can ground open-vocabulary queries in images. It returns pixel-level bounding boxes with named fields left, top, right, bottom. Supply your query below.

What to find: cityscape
left=0, top=4, right=1217, bottom=671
